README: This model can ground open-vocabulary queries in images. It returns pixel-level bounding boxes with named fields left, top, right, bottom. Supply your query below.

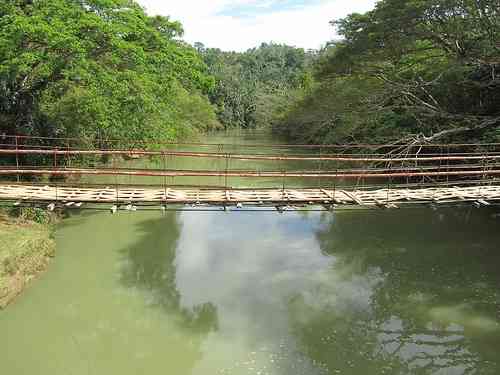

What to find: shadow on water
left=287, top=207, right=500, bottom=375
left=117, top=211, right=218, bottom=335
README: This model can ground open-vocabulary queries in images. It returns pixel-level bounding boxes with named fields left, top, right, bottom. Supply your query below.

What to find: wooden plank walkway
left=1, top=184, right=499, bottom=207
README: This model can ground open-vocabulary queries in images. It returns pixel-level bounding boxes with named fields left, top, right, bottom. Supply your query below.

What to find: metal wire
left=3, top=147, right=500, bottom=162
left=3, top=133, right=500, bottom=149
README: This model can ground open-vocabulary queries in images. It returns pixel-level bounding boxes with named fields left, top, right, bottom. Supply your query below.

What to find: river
left=1, top=131, right=500, bottom=375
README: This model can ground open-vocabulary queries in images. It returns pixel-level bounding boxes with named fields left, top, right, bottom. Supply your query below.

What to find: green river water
left=1, top=131, right=500, bottom=374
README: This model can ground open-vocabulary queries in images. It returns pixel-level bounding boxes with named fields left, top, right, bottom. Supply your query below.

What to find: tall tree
left=0, top=0, right=218, bottom=145
left=275, top=0, right=500, bottom=145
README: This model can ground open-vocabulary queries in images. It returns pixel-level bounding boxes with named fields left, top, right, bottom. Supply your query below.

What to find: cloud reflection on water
left=174, top=211, right=387, bottom=374
left=171, top=208, right=500, bottom=375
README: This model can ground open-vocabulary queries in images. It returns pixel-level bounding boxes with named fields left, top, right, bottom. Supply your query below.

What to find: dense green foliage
left=274, top=0, right=500, bottom=145
left=1, top=0, right=498, bottom=149
left=198, top=42, right=313, bottom=129
left=0, top=0, right=219, bottom=146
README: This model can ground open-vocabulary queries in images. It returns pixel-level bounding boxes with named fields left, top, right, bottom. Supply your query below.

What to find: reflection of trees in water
left=374, top=317, right=477, bottom=374
left=118, top=213, right=218, bottom=334
left=289, top=208, right=500, bottom=374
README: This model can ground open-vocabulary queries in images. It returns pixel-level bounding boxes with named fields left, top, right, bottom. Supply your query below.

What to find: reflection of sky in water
left=174, top=212, right=385, bottom=374
left=175, top=211, right=331, bottom=311
left=176, top=212, right=326, bottom=374
left=171, top=209, right=499, bottom=375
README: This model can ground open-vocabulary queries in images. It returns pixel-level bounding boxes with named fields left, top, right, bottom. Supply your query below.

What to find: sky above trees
left=136, top=0, right=377, bottom=51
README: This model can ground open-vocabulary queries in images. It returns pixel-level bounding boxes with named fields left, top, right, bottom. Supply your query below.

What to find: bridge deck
left=1, top=184, right=499, bottom=208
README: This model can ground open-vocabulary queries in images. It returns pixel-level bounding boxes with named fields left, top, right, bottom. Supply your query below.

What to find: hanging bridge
left=1, top=134, right=500, bottom=211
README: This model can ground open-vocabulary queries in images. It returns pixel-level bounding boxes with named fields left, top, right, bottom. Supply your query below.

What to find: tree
left=200, top=43, right=314, bottom=129
left=0, top=0, right=218, bottom=146
left=275, top=0, right=500, bottom=145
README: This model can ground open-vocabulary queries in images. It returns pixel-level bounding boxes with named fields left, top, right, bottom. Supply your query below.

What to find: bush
left=8, top=207, right=50, bottom=225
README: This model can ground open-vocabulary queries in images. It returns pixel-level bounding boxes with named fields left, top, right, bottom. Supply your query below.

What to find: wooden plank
left=339, top=190, right=364, bottom=205
left=320, top=189, right=337, bottom=203
left=1, top=184, right=500, bottom=208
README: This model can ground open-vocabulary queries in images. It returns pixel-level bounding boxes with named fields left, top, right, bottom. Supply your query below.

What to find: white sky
left=136, top=0, right=378, bottom=51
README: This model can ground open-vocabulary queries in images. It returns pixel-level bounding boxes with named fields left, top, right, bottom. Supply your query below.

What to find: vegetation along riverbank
left=1, top=0, right=498, bottom=153
left=0, top=208, right=56, bottom=309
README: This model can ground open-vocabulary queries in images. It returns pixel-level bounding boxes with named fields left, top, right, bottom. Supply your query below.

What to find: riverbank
left=0, top=209, right=56, bottom=309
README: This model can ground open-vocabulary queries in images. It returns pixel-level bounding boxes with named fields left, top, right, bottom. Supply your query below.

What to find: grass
left=0, top=211, right=56, bottom=309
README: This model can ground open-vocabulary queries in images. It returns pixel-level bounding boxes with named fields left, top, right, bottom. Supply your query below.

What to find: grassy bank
left=0, top=209, right=56, bottom=309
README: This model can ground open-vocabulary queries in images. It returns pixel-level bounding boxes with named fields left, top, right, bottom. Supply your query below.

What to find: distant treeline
left=273, top=0, right=500, bottom=145
left=196, top=42, right=314, bottom=130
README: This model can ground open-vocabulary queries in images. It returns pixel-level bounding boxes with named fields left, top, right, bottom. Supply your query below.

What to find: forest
left=196, top=42, right=313, bottom=130
left=1, top=0, right=499, bottom=147
left=273, top=0, right=500, bottom=145
left=0, top=0, right=218, bottom=145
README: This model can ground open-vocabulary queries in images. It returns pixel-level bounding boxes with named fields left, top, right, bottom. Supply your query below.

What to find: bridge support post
left=15, top=135, right=19, bottom=183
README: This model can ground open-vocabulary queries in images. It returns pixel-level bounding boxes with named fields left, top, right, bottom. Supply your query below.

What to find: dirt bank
left=0, top=211, right=56, bottom=309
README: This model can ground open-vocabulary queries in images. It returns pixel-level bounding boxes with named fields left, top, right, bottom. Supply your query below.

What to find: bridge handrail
left=3, top=134, right=500, bottom=150
left=2, top=167, right=500, bottom=179
left=2, top=148, right=500, bottom=163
